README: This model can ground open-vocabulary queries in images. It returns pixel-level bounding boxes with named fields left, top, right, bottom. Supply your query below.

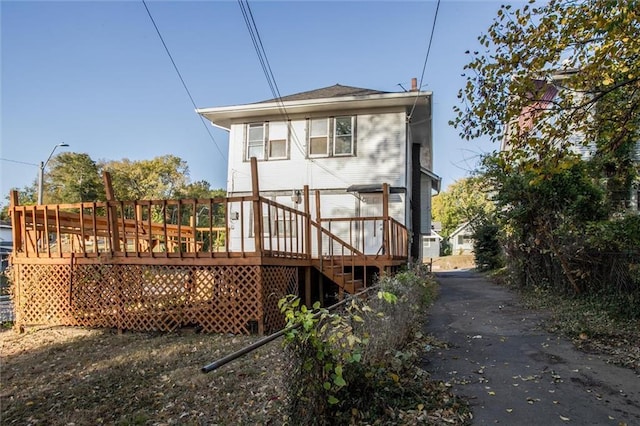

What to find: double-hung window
left=309, top=118, right=329, bottom=157
left=333, top=116, right=354, bottom=156
left=246, top=123, right=265, bottom=160
left=268, top=121, right=288, bottom=159
left=246, top=121, right=289, bottom=161
left=307, top=116, right=355, bottom=157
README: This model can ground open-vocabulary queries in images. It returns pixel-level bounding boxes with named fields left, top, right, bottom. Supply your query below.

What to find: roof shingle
left=258, top=84, right=390, bottom=103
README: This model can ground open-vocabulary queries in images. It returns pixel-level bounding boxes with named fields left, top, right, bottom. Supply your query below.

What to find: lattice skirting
left=11, top=263, right=299, bottom=334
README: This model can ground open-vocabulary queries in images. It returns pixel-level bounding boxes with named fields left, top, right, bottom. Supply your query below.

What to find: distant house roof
left=259, top=84, right=389, bottom=103
left=449, top=221, right=473, bottom=238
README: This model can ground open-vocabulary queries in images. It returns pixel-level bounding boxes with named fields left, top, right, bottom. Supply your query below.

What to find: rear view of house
left=197, top=80, right=441, bottom=260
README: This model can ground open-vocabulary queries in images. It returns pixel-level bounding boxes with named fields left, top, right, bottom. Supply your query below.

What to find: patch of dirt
left=430, top=255, right=475, bottom=272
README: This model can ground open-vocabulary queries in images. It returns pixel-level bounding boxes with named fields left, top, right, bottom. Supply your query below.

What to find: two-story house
left=197, top=80, right=441, bottom=261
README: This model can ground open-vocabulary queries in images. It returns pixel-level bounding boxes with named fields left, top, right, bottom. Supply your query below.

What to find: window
left=309, top=118, right=329, bottom=156
left=246, top=122, right=290, bottom=161
left=334, top=116, right=354, bottom=155
left=268, top=121, right=288, bottom=159
left=246, top=123, right=265, bottom=160
left=307, top=116, right=356, bottom=157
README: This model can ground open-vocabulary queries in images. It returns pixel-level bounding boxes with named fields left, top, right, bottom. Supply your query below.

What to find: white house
left=197, top=81, right=441, bottom=260
left=449, top=221, right=474, bottom=255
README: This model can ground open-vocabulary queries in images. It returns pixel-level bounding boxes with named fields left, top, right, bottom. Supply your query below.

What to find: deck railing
left=9, top=193, right=406, bottom=263
left=319, top=216, right=408, bottom=258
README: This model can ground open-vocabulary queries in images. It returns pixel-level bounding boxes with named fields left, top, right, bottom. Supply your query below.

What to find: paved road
left=425, top=269, right=640, bottom=425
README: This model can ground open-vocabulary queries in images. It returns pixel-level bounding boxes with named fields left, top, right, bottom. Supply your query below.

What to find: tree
left=452, top=0, right=640, bottom=170
left=452, top=0, right=640, bottom=301
left=45, top=153, right=104, bottom=203
left=431, top=177, right=494, bottom=237
left=103, top=155, right=190, bottom=200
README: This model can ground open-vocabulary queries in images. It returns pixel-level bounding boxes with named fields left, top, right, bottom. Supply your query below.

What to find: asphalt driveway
left=424, top=269, right=640, bottom=425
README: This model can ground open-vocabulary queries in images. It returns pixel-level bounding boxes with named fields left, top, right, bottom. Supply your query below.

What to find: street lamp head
left=38, top=143, right=71, bottom=204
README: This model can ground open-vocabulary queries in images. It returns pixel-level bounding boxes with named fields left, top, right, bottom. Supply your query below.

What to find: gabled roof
left=259, top=84, right=389, bottom=103
left=449, top=221, right=473, bottom=238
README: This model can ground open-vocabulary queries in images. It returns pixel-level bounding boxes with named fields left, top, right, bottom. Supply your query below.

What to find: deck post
left=382, top=183, right=389, bottom=259
left=303, top=185, right=311, bottom=257
left=315, top=189, right=322, bottom=264
left=9, top=191, right=22, bottom=255
left=102, top=172, right=121, bottom=252
left=303, top=185, right=312, bottom=306
left=250, top=157, right=262, bottom=254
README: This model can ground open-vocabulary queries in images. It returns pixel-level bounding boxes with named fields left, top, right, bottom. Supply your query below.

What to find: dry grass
left=1, top=323, right=470, bottom=425
left=430, top=255, right=475, bottom=272
left=1, top=326, right=287, bottom=425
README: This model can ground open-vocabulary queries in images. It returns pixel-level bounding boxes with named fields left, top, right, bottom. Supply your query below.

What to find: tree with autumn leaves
left=1, top=153, right=225, bottom=219
left=452, top=0, right=639, bottom=306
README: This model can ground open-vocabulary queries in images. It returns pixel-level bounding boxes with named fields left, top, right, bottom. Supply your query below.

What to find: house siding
left=226, top=111, right=407, bottom=194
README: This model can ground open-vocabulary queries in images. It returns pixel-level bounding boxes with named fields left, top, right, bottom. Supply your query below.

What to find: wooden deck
left=7, top=159, right=409, bottom=334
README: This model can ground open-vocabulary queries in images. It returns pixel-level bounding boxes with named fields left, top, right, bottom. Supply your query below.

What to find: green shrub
left=278, top=265, right=439, bottom=425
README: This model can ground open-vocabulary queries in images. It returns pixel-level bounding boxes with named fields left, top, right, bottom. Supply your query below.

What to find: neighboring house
left=502, top=70, right=640, bottom=211
left=197, top=80, right=441, bottom=260
left=449, top=221, right=474, bottom=255
left=422, top=221, right=442, bottom=261
left=0, top=221, right=11, bottom=273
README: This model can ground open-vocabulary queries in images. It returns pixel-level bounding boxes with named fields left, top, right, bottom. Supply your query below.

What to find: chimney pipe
left=411, top=77, right=418, bottom=92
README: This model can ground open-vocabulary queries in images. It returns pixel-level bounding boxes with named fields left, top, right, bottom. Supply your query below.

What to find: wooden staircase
left=310, top=221, right=385, bottom=296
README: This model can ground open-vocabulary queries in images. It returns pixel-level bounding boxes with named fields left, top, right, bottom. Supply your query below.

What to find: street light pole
left=37, top=143, right=69, bottom=205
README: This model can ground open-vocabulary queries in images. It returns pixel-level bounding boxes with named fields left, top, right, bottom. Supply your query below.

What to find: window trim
left=267, top=121, right=289, bottom=160
left=245, top=121, right=291, bottom=161
left=307, top=116, right=357, bottom=158
left=333, top=116, right=355, bottom=156
left=246, top=122, right=266, bottom=161
left=308, top=118, right=330, bottom=158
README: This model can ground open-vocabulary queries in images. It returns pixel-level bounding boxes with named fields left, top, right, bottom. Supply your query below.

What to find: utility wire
left=141, top=0, right=227, bottom=160
left=409, top=0, right=441, bottom=121
left=0, top=158, right=39, bottom=167
left=236, top=0, right=353, bottom=187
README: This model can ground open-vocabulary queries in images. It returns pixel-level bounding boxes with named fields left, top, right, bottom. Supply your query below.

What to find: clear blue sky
left=1, top=0, right=512, bottom=206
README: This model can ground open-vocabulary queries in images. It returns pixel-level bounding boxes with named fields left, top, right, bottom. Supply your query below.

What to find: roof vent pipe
left=411, top=77, right=418, bottom=91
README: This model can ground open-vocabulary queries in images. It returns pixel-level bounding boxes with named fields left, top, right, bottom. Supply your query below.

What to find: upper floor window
left=247, top=123, right=265, bottom=160
left=268, top=121, right=288, bottom=159
left=309, top=118, right=329, bottom=157
left=334, top=116, right=354, bottom=156
left=307, top=116, right=356, bottom=157
left=246, top=121, right=289, bottom=161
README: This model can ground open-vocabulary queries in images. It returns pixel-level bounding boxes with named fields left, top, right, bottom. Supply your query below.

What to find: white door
left=359, top=194, right=383, bottom=255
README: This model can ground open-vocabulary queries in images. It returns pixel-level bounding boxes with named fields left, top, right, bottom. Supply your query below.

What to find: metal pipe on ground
left=201, top=285, right=379, bottom=373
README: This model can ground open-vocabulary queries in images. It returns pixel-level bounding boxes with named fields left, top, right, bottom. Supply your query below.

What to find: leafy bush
left=472, top=222, right=503, bottom=271
left=278, top=265, right=447, bottom=425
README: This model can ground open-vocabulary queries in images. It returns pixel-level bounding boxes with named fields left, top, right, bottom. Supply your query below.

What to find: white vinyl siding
left=229, top=111, right=407, bottom=193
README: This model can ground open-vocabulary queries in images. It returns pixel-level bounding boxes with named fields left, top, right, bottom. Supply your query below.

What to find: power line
left=141, top=0, right=227, bottom=161
left=0, top=158, right=39, bottom=167
left=409, top=0, right=441, bottom=121
left=236, top=0, right=353, bottom=187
